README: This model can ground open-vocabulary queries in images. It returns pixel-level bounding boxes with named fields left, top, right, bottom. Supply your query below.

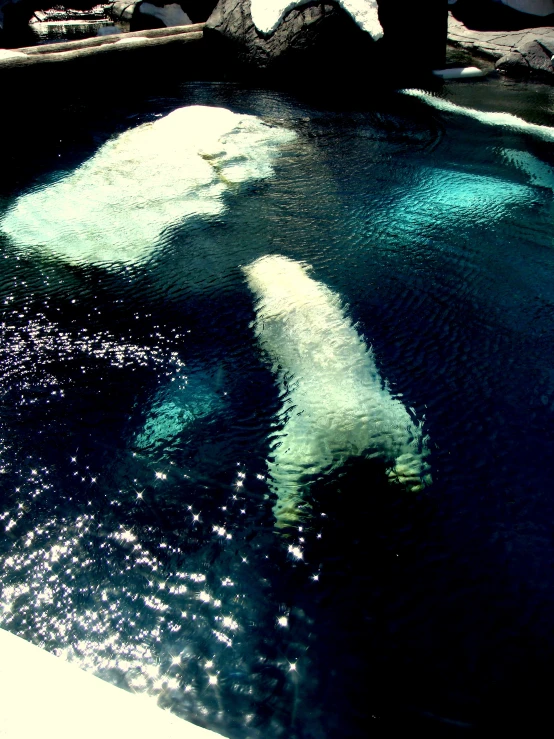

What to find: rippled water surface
left=1, top=79, right=554, bottom=736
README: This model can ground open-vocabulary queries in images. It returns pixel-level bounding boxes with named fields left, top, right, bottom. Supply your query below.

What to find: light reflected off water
left=1, top=81, right=554, bottom=736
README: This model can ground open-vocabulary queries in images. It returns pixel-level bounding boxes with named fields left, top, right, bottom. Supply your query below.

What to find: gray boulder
left=496, top=33, right=554, bottom=79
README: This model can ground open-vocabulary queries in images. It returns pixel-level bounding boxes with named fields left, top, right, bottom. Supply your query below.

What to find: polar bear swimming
left=243, top=254, right=430, bottom=529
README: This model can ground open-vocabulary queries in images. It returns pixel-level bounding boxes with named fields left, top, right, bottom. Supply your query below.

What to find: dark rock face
left=205, top=0, right=378, bottom=81
left=108, top=1, right=217, bottom=31
left=107, top=0, right=140, bottom=23
left=379, top=0, right=447, bottom=71
left=205, top=0, right=448, bottom=84
left=451, top=0, right=554, bottom=33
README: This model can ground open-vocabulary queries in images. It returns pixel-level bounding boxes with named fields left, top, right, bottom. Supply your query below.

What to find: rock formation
left=204, top=0, right=447, bottom=83
left=448, top=11, right=554, bottom=82
left=108, top=0, right=216, bottom=31
left=0, top=0, right=449, bottom=85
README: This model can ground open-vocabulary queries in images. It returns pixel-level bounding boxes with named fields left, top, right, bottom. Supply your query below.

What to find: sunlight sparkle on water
left=0, top=505, right=255, bottom=713
left=221, top=616, right=239, bottom=631
left=288, top=545, right=303, bottom=560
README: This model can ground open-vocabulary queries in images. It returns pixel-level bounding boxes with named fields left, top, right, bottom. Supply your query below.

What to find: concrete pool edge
left=0, top=627, right=225, bottom=739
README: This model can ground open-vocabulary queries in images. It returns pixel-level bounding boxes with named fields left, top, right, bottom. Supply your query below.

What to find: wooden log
left=22, top=20, right=205, bottom=52
left=0, top=21, right=205, bottom=68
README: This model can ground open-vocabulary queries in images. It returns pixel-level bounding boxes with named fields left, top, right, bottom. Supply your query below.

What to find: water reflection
left=0, top=499, right=302, bottom=734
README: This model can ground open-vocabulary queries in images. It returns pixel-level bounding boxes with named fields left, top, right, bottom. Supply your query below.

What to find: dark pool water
left=1, top=78, right=554, bottom=737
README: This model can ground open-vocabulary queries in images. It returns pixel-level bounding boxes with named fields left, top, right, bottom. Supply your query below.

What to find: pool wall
left=0, top=627, right=224, bottom=739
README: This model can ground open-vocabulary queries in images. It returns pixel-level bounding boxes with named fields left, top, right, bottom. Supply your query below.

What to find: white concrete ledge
left=0, top=628, right=221, bottom=739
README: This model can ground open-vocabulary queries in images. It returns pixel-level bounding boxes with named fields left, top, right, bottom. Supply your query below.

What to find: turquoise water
left=1, top=78, right=554, bottom=736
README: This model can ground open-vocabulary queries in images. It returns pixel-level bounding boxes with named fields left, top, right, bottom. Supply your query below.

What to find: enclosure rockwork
left=204, top=0, right=448, bottom=82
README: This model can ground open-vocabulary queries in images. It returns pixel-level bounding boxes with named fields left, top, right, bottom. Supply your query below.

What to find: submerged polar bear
left=1, top=106, right=296, bottom=268
left=243, top=254, right=430, bottom=529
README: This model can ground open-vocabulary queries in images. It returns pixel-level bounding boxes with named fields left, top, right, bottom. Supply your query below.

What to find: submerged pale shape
left=391, top=167, right=533, bottom=231
left=0, top=106, right=296, bottom=268
left=501, top=148, right=554, bottom=191
left=243, top=254, right=429, bottom=529
left=135, top=373, right=225, bottom=451
left=402, top=89, right=554, bottom=143
left=249, top=0, right=383, bottom=38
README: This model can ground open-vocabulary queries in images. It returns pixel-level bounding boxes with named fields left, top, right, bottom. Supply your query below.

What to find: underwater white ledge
left=401, top=89, right=554, bottom=143
left=0, top=105, right=296, bottom=269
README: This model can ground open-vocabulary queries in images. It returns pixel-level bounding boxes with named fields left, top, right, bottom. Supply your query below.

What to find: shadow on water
left=286, top=452, right=554, bottom=736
